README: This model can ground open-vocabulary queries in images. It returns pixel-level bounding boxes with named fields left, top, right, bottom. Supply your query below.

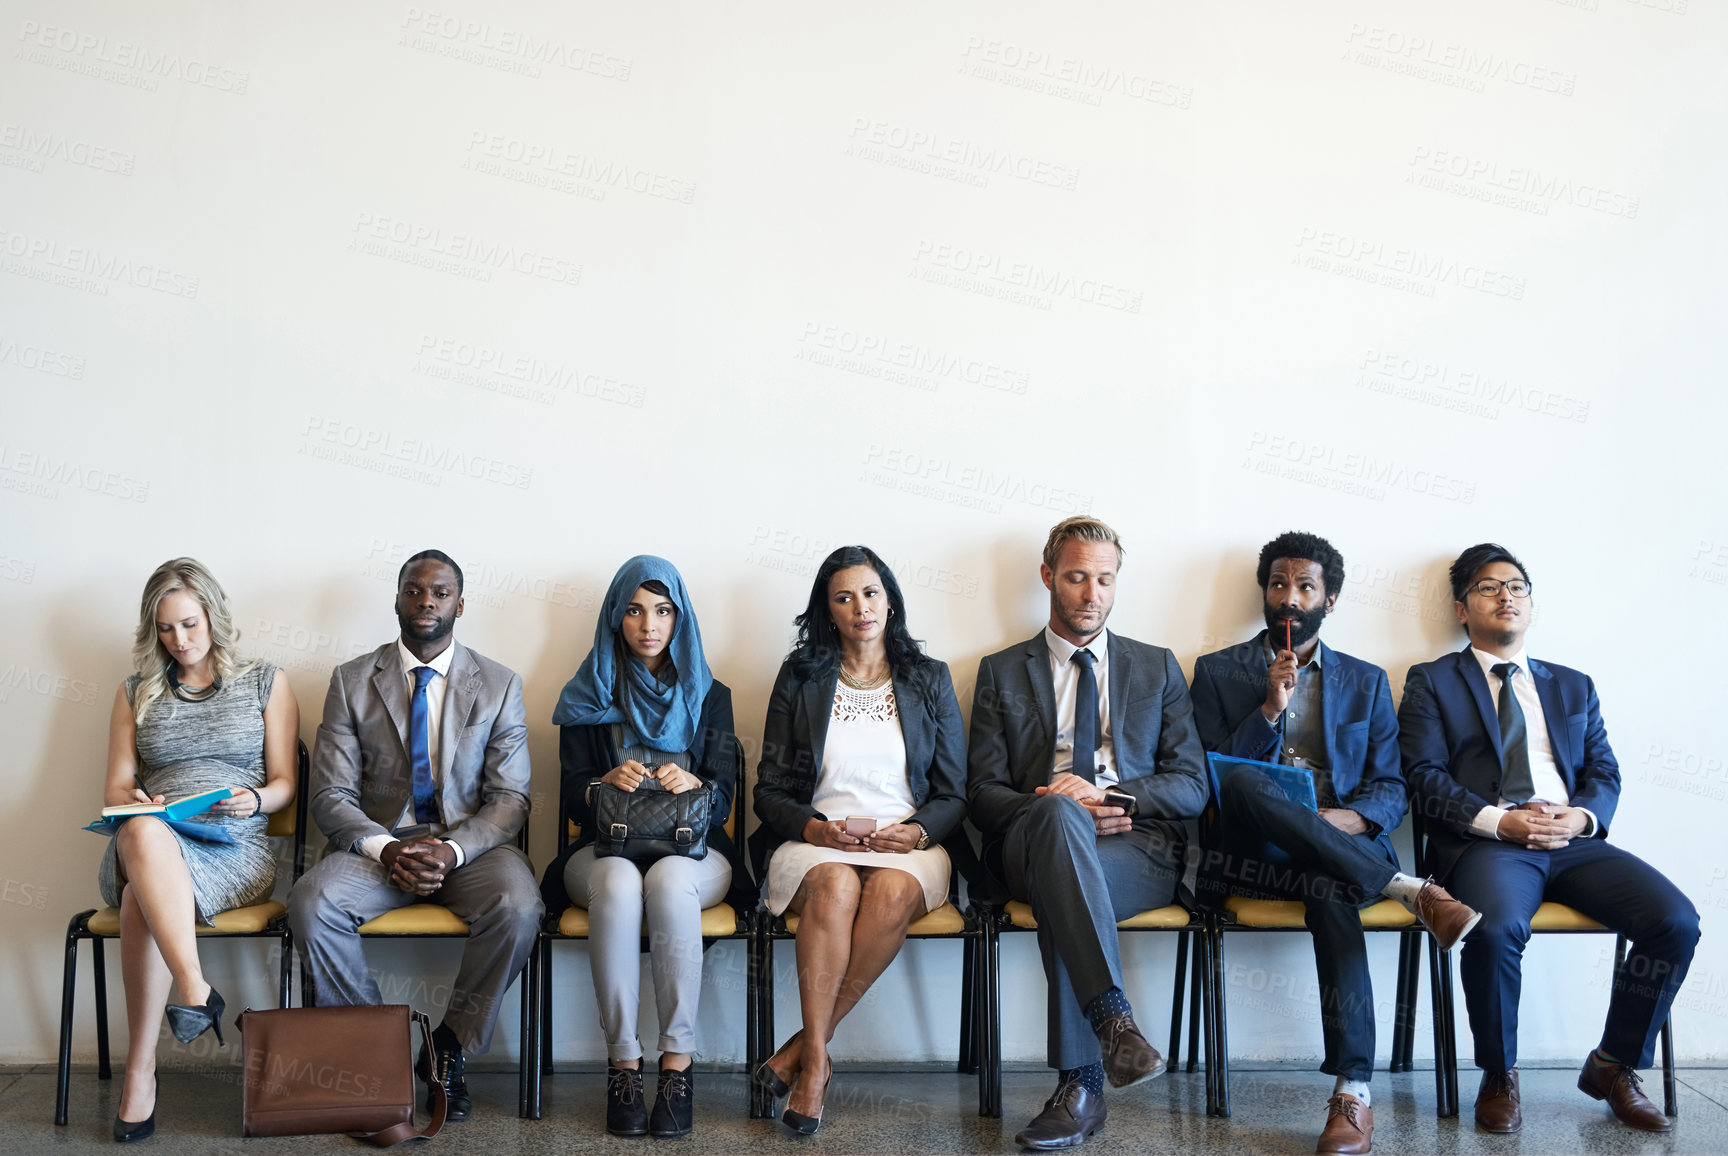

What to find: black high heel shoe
left=779, top=1066, right=831, bottom=1136
left=754, top=1030, right=803, bottom=1098
left=164, top=987, right=225, bottom=1047
left=114, top=1076, right=156, bottom=1142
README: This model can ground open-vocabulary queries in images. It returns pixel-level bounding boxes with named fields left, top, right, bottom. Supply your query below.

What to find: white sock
left=1381, top=872, right=1425, bottom=908
left=1333, top=1077, right=1371, bottom=1106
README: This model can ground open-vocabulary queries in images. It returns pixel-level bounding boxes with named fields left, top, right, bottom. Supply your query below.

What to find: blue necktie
left=409, top=665, right=440, bottom=825
left=1071, top=649, right=1098, bottom=783
left=1491, top=662, right=1536, bottom=804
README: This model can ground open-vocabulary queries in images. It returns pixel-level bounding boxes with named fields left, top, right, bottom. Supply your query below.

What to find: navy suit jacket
left=1190, top=631, right=1406, bottom=864
left=966, top=631, right=1208, bottom=864
left=752, top=657, right=968, bottom=870
left=1398, top=645, right=1620, bottom=881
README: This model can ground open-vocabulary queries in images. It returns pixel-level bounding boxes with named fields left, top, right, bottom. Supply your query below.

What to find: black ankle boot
left=606, top=1065, right=648, bottom=1137
left=650, top=1065, right=694, bottom=1138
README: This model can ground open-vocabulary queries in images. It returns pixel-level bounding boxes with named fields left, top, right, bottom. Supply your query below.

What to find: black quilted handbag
left=592, top=781, right=712, bottom=861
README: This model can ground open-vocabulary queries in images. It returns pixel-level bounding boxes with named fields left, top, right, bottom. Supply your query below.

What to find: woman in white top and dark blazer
left=752, top=545, right=967, bottom=1135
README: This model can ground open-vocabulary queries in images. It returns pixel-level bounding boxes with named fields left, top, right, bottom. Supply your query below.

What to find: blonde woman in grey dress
left=100, top=559, right=298, bottom=1142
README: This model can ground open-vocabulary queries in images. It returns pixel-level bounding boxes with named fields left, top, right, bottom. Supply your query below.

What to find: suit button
left=1491, top=781, right=1499, bottom=791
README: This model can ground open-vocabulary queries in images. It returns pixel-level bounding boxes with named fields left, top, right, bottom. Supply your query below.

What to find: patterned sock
left=1084, top=986, right=1133, bottom=1034
left=1591, top=1047, right=1624, bottom=1067
left=1060, top=1062, right=1105, bottom=1096
left=1381, top=873, right=1425, bottom=908
left=1333, top=1076, right=1371, bottom=1106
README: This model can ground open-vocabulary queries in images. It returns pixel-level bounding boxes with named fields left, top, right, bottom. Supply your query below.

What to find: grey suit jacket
left=967, top=630, right=1208, bottom=859
left=309, top=640, right=532, bottom=861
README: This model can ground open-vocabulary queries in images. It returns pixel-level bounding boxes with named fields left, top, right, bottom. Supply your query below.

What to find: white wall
left=3, top=0, right=1724, bottom=1072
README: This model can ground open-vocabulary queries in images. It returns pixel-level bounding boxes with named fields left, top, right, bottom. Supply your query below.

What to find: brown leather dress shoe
left=1475, top=1069, right=1521, bottom=1133
left=1578, top=1053, right=1673, bottom=1131
left=1412, top=879, right=1481, bottom=951
left=1014, top=1079, right=1106, bottom=1151
left=1095, top=1013, right=1166, bottom=1088
left=1317, top=1093, right=1373, bottom=1154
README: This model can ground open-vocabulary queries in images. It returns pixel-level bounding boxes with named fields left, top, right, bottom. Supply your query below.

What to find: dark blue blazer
left=1398, top=646, right=1620, bottom=881
left=752, top=657, right=968, bottom=869
left=1190, top=631, right=1406, bottom=863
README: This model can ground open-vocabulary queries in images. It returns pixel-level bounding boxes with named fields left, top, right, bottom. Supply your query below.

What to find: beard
left=1263, top=601, right=1327, bottom=649
left=398, top=610, right=455, bottom=644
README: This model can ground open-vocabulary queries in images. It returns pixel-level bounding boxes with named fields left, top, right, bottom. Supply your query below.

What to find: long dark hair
left=788, top=546, right=935, bottom=683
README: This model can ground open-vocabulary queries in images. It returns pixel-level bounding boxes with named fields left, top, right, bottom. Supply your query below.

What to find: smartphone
left=843, top=816, right=877, bottom=838
left=1101, top=790, right=1138, bottom=817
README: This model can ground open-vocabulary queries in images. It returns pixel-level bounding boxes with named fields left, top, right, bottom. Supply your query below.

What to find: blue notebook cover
left=84, top=788, right=235, bottom=841
left=1207, top=752, right=1319, bottom=811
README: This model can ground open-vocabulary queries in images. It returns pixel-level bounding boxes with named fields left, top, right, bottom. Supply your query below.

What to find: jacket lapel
left=371, top=645, right=410, bottom=759
left=1456, top=647, right=1504, bottom=765
left=439, top=643, right=480, bottom=784
left=802, top=674, right=835, bottom=776
left=1529, top=658, right=1571, bottom=782
left=897, top=671, right=930, bottom=779
left=1105, top=631, right=1132, bottom=753
left=1022, top=635, right=1057, bottom=767
left=1318, top=638, right=1340, bottom=765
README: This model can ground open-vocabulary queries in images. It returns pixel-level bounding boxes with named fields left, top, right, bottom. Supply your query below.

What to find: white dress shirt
left=1045, top=625, right=1118, bottom=787
left=1466, top=646, right=1597, bottom=841
left=358, top=638, right=466, bottom=866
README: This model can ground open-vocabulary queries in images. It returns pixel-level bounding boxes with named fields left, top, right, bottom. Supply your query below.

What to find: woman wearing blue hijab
left=539, top=556, right=740, bottom=1140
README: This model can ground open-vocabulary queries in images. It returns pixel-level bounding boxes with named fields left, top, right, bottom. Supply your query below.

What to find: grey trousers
left=287, top=844, right=542, bottom=1054
left=1003, top=794, right=1183, bottom=1070
left=565, top=845, right=733, bottom=1060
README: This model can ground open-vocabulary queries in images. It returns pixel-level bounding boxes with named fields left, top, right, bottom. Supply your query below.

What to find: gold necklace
left=838, top=663, right=891, bottom=690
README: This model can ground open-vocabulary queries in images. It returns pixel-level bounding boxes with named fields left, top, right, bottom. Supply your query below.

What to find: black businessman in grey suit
left=968, top=518, right=1207, bottom=1151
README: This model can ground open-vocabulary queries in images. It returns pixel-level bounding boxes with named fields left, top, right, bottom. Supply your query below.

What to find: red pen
left=1285, top=618, right=1292, bottom=654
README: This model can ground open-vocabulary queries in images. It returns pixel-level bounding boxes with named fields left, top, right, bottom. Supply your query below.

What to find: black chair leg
left=1210, top=923, right=1230, bottom=1118
left=1186, top=929, right=1203, bottom=1074
left=1389, top=932, right=1411, bottom=1074
left=91, top=937, right=110, bottom=1080
left=958, top=931, right=977, bottom=1074
left=1661, top=1015, right=1677, bottom=1117
left=985, top=917, right=1002, bottom=1119
left=1400, top=929, right=1422, bottom=1072
left=55, top=918, right=85, bottom=1126
left=1168, top=930, right=1188, bottom=1063
left=518, top=939, right=536, bottom=1119
left=278, top=930, right=293, bottom=1008
left=538, top=939, right=553, bottom=1079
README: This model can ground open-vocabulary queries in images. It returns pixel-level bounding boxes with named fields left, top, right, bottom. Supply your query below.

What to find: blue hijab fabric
left=551, top=555, right=713, bottom=753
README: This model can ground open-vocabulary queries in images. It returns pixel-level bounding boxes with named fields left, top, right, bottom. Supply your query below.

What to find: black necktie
left=1071, top=649, right=1098, bottom=783
left=1492, top=662, right=1536, bottom=804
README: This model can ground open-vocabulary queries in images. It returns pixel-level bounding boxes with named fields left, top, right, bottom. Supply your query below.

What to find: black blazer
left=538, top=681, right=745, bottom=912
left=967, top=630, right=1208, bottom=865
left=752, top=657, right=968, bottom=871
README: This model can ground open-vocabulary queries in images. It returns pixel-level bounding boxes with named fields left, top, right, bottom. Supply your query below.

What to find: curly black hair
left=398, top=548, right=464, bottom=595
left=1255, top=531, right=1345, bottom=595
left=788, top=545, right=936, bottom=683
left=1448, top=543, right=1530, bottom=603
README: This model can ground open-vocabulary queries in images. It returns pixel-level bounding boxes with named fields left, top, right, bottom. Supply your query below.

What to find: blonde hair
left=1042, top=516, right=1125, bottom=571
left=131, top=558, right=254, bottom=723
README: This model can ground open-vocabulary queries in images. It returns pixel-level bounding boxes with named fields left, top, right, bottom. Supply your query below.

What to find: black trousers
left=1199, top=767, right=1401, bottom=1081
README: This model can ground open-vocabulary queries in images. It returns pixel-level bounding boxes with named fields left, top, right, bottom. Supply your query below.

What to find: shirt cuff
left=357, top=833, right=393, bottom=862
left=444, top=839, right=466, bottom=869
left=1576, top=808, right=1598, bottom=839
left=1471, top=805, right=1508, bottom=841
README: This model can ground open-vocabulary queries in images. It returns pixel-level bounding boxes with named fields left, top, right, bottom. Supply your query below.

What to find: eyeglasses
left=1469, top=579, right=1532, bottom=599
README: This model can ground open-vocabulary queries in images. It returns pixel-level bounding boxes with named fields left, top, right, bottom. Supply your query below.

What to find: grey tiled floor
left=10, top=1063, right=1725, bottom=1154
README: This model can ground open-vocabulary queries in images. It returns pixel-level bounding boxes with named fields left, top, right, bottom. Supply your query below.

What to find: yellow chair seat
left=85, top=901, right=284, bottom=937
left=1223, top=896, right=1416, bottom=929
left=556, top=903, right=741, bottom=938
left=783, top=901, right=966, bottom=936
left=1531, top=901, right=1605, bottom=931
left=359, top=904, right=471, bottom=935
left=1004, top=900, right=1193, bottom=931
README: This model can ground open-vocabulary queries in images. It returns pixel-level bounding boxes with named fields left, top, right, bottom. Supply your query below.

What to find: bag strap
left=355, top=1010, right=447, bottom=1147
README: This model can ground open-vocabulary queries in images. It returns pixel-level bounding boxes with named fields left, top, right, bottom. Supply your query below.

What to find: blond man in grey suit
left=288, top=549, right=541, bottom=1122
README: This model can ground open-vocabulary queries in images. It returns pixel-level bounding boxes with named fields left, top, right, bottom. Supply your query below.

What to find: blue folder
left=84, top=788, right=236, bottom=843
left=1207, top=752, right=1318, bottom=811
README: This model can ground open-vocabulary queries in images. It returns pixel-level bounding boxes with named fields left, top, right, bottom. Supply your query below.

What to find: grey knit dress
left=98, top=662, right=279, bottom=924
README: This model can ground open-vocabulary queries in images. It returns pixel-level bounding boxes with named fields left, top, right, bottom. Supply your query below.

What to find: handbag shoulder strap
left=355, top=1010, right=446, bottom=1147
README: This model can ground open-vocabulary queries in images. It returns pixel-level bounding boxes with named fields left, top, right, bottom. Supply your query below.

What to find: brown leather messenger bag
left=237, top=1004, right=446, bottom=1146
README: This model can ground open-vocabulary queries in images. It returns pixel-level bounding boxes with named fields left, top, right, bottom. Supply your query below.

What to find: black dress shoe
left=1015, top=1078, right=1106, bottom=1151
left=418, top=1040, right=471, bottom=1122
left=754, top=1030, right=802, bottom=1098
left=606, top=1065, right=648, bottom=1137
left=113, top=1078, right=157, bottom=1144
left=164, top=987, right=225, bottom=1047
left=649, top=1065, right=694, bottom=1138
left=779, top=1065, right=831, bottom=1136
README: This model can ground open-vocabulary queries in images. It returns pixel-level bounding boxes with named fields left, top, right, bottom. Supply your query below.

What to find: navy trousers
left=1200, top=768, right=1402, bottom=1080
left=1446, top=837, right=1699, bottom=1071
